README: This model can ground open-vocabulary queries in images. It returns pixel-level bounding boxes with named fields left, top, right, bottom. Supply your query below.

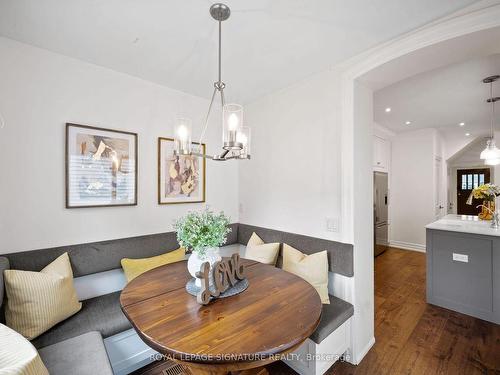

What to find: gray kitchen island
left=426, top=214, right=500, bottom=324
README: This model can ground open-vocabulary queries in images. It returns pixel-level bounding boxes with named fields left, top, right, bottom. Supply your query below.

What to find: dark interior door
left=457, top=168, right=490, bottom=215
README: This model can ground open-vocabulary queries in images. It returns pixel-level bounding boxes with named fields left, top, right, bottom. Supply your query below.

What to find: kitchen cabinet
left=426, top=215, right=500, bottom=324
left=373, top=135, right=390, bottom=172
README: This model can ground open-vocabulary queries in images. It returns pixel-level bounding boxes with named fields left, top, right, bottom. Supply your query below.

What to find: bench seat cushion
left=310, top=295, right=354, bottom=344
left=32, top=291, right=131, bottom=349
left=39, top=331, right=113, bottom=375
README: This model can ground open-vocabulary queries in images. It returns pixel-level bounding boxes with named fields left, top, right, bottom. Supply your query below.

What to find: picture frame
left=158, top=137, right=206, bottom=205
left=65, top=123, right=138, bottom=208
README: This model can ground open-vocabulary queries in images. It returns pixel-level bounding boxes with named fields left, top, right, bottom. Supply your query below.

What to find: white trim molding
left=389, top=241, right=426, bottom=253
left=354, top=336, right=375, bottom=365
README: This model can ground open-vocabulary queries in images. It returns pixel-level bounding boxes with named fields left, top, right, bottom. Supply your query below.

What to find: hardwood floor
left=135, top=248, right=500, bottom=375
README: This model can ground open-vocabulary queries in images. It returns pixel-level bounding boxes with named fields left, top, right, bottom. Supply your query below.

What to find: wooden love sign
left=195, top=253, right=247, bottom=305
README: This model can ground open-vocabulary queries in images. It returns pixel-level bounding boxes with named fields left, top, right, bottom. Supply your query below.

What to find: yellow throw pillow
left=121, top=247, right=185, bottom=282
left=4, top=253, right=82, bottom=340
left=0, top=323, right=49, bottom=375
left=244, top=232, right=280, bottom=265
left=282, top=244, right=330, bottom=304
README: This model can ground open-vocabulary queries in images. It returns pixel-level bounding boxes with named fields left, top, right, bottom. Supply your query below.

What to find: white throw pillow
left=0, top=323, right=49, bottom=375
left=244, top=232, right=280, bottom=265
left=282, top=243, right=330, bottom=304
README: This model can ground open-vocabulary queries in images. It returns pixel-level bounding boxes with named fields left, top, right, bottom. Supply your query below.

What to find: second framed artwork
left=158, top=137, right=206, bottom=204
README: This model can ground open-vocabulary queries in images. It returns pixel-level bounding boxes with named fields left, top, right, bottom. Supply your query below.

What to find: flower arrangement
left=468, top=183, right=500, bottom=203
left=173, top=208, right=231, bottom=256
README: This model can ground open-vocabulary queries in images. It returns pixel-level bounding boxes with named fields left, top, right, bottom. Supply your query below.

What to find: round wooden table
left=120, top=258, right=322, bottom=375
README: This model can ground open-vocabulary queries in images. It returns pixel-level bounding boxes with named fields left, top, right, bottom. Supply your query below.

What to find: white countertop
left=426, top=214, right=500, bottom=236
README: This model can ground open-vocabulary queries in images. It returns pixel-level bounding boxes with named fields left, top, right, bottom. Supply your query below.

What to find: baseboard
left=389, top=240, right=426, bottom=253
left=354, top=336, right=375, bottom=364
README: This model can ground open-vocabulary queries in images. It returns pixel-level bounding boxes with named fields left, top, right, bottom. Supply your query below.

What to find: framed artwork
left=65, top=123, right=138, bottom=208
left=158, top=137, right=206, bottom=204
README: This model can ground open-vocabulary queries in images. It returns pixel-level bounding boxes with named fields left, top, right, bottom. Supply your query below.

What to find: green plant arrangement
left=173, top=208, right=231, bottom=257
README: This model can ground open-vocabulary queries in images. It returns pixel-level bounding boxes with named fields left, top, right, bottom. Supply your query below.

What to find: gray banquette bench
left=0, top=224, right=353, bottom=375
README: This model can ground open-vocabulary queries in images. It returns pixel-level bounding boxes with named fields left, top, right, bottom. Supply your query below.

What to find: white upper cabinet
left=373, top=135, right=390, bottom=172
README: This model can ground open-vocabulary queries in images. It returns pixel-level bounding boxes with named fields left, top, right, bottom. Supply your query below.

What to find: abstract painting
left=158, top=137, right=205, bottom=204
left=66, top=123, right=137, bottom=208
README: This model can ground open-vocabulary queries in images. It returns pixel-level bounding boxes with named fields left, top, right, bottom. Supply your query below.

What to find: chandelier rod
left=197, top=19, right=226, bottom=149
left=218, top=20, right=222, bottom=84
left=490, top=81, right=494, bottom=139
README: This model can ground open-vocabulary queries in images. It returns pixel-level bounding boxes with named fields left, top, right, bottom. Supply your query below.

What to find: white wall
left=240, top=69, right=342, bottom=242
left=492, top=131, right=500, bottom=186
left=390, top=128, right=443, bottom=250
left=0, top=37, right=239, bottom=254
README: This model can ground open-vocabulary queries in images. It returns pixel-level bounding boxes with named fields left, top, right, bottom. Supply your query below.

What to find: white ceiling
left=0, top=0, right=477, bottom=103
left=374, top=54, right=500, bottom=137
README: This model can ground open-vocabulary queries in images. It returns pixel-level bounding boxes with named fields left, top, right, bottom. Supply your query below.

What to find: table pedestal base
left=236, top=368, right=269, bottom=375
left=183, top=366, right=269, bottom=375
left=176, top=359, right=273, bottom=375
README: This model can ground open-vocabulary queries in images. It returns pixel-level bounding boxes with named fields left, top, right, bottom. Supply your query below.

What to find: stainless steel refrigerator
left=374, top=172, right=389, bottom=257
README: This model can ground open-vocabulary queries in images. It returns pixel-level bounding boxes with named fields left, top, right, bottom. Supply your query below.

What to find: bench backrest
left=237, top=224, right=354, bottom=277
left=2, top=224, right=239, bottom=277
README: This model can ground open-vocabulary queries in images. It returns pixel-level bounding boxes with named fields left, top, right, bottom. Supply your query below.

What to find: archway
left=340, top=1, right=500, bottom=363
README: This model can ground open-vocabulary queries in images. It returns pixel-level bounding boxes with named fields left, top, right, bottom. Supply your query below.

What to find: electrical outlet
left=326, top=217, right=339, bottom=232
left=452, top=253, right=468, bottom=263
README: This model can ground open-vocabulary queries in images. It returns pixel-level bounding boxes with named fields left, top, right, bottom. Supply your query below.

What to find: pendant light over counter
left=480, top=75, right=500, bottom=165
left=173, top=3, right=251, bottom=161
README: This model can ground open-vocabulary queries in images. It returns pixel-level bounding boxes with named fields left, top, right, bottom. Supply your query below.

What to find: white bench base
left=284, top=319, right=351, bottom=375
left=104, top=329, right=157, bottom=375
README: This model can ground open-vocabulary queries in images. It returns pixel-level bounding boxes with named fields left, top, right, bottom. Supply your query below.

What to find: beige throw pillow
left=0, top=323, right=49, bottom=375
left=282, top=244, right=330, bottom=304
left=4, top=253, right=82, bottom=340
left=244, top=232, right=280, bottom=265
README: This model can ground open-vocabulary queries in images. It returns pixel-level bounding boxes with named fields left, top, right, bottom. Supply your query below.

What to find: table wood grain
left=120, top=259, right=322, bottom=374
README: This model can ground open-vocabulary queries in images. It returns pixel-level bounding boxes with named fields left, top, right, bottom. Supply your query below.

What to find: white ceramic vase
left=187, top=247, right=222, bottom=287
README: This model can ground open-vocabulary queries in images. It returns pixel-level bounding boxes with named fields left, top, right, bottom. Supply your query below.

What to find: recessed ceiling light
left=465, top=133, right=471, bottom=136
left=405, top=121, right=411, bottom=125
left=385, top=107, right=391, bottom=113
left=459, top=122, right=465, bottom=126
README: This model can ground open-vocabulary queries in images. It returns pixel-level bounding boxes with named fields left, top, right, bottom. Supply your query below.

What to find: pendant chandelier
left=480, top=75, right=500, bottom=165
left=173, top=3, right=251, bottom=161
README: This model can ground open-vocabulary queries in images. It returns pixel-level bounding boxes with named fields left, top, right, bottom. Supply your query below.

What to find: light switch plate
left=452, top=253, right=469, bottom=263
left=326, top=217, right=339, bottom=232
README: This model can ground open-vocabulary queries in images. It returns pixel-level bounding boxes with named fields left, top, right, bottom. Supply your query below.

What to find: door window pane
left=462, top=175, right=467, bottom=189
left=467, top=174, right=473, bottom=189
left=473, top=174, right=479, bottom=188
left=480, top=174, right=485, bottom=185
